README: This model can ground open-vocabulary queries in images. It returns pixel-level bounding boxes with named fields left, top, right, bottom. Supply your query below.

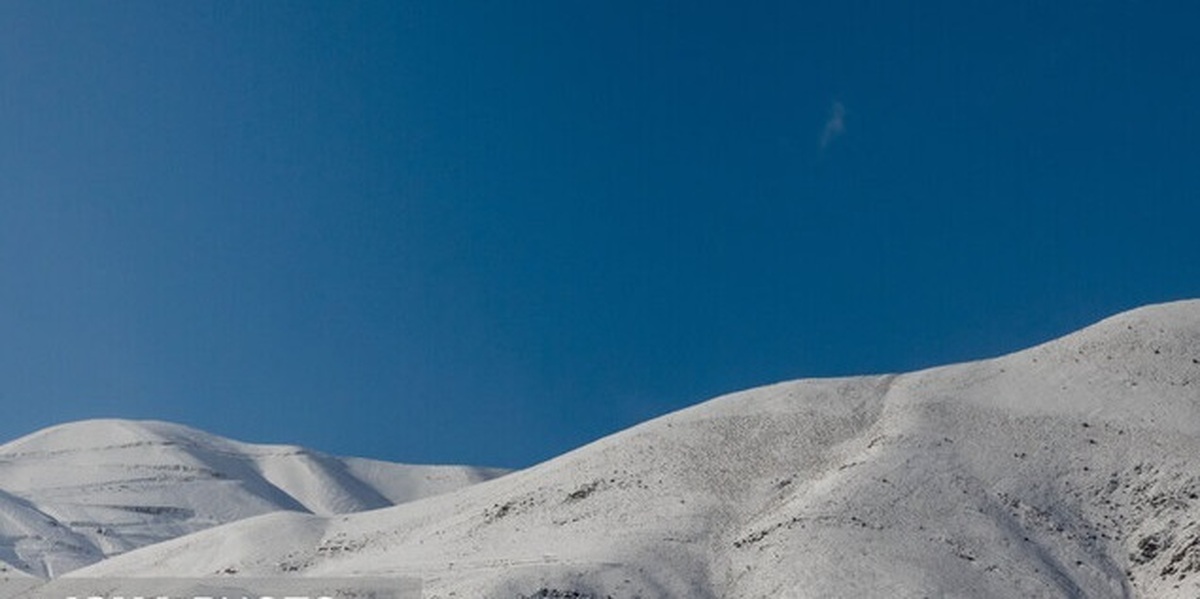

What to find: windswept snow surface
left=60, top=301, right=1200, bottom=597
left=0, top=419, right=507, bottom=578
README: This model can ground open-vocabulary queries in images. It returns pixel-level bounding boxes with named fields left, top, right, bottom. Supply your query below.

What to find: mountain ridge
left=0, top=418, right=507, bottom=578
left=16, top=299, right=1200, bottom=597
left=70, top=299, right=1200, bottom=598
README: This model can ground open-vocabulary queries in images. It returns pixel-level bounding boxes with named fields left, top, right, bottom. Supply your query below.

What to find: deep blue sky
left=2, top=2, right=1198, bottom=468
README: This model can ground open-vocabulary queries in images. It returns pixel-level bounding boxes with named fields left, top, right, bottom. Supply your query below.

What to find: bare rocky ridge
left=24, top=300, right=1200, bottom=597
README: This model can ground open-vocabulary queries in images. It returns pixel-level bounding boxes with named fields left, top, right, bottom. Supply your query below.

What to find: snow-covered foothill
left=0, top=419, right=506, bottom=578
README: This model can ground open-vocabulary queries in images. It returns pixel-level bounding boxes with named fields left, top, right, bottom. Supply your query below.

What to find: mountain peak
left=1, top=418, right=223, bottom=455
left=1067, top=298, right=1200, bottom=343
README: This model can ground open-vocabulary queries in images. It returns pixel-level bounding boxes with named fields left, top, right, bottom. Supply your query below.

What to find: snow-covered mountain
left=0, top=419, right=507, bottom=578
left=23, top=300, right=1200, bottom=597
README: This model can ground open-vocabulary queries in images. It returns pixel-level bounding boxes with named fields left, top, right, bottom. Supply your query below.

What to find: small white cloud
left=820, top=101, right=846, bottom=151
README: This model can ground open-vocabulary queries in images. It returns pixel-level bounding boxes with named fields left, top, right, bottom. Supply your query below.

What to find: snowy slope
left=0, top=419, right=506, bottom=578
left=69, top=300, right=1200, bottom=597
